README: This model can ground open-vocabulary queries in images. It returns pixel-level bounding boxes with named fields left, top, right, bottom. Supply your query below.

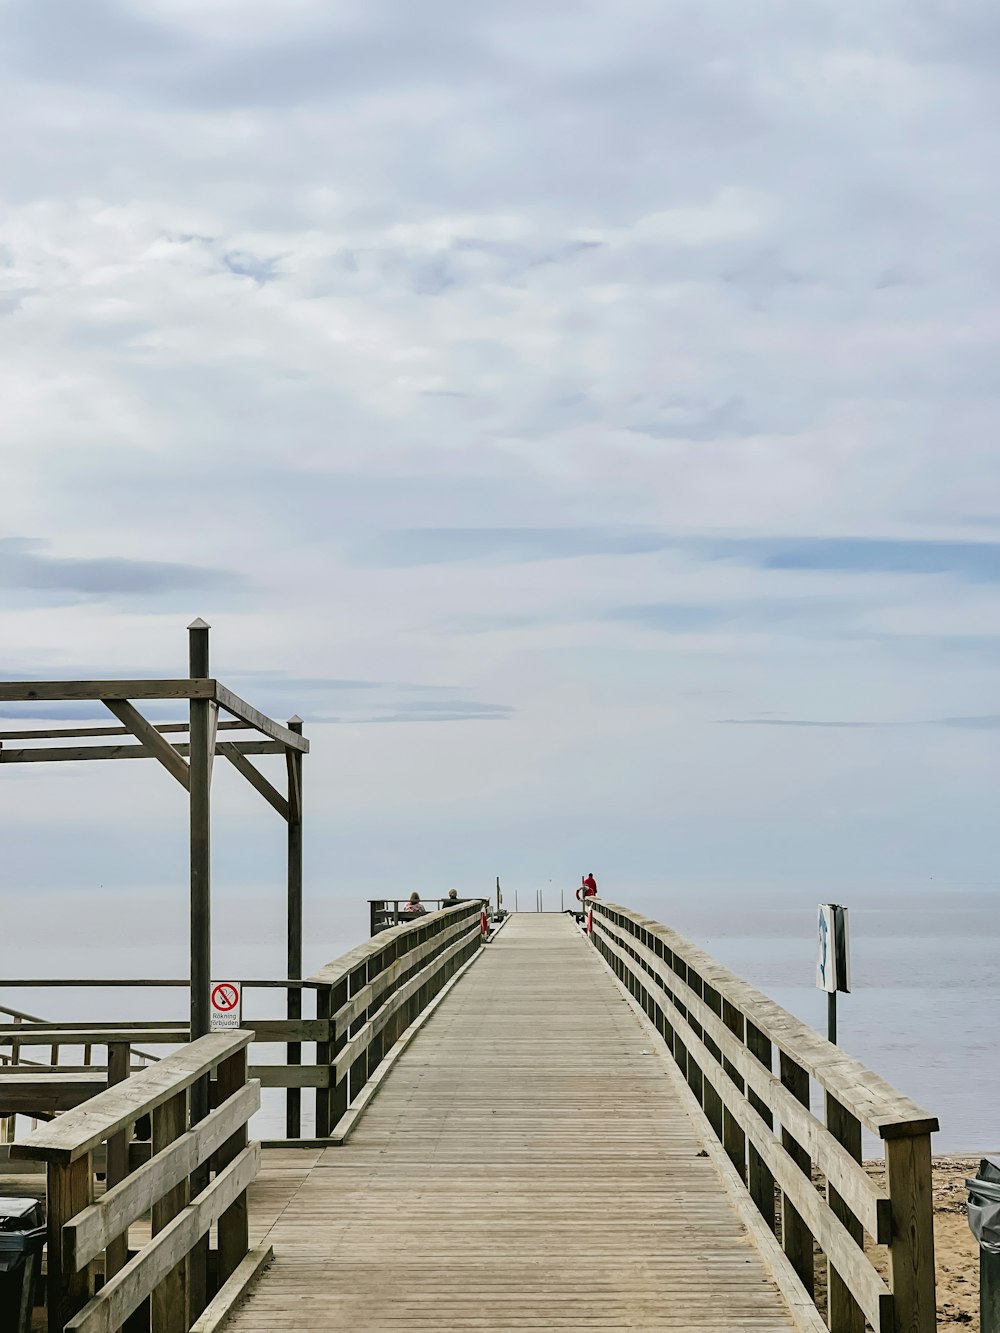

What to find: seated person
left=444, top=888, right=461, bottom=904
left=401, top=891, right=427, bottom=917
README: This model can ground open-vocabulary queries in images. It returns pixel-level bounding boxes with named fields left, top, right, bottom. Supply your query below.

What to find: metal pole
left=286, top=716, right=304, bottom=1140
left=827, top=990, right=837, bottom=1045
left=514, top=891, right=518, bottom=913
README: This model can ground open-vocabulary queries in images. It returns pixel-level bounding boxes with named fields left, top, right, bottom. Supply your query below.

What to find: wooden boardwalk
left=230, top=914, right=798, bottom=1331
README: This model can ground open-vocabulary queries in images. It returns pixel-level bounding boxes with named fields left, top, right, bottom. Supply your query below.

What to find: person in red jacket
left=582, top=873, right=597, bottom=897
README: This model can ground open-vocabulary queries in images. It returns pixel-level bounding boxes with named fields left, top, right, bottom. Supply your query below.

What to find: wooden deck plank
left=229, top=914, right=799, bottom=1331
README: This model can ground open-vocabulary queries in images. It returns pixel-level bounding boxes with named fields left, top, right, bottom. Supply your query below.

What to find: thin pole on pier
left=286, top=715, right=304, bottom=1139
left=187, top=617, right=213, bottom=1317
left=827, top=991, right=837, bottom=1045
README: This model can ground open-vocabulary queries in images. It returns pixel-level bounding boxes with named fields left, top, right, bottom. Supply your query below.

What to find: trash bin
left=967, top=1158, right=1000, bottom=1331
left=0, top=1197, right=46, bottom=1333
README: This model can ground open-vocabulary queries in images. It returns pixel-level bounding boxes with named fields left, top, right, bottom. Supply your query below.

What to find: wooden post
left=151, top=1089, right=189, bottom=1333
left=826, top=1094, right=865, bottom=1333
left=885, top=1131, right=936, bottom=1333
left=187, top=618, right=212, bottom=1317
left=779, top=1052, right=814, bottom=1296
left=315, top=983, right=333, bottom=1137
left=189, top=617, right=212, bottom=1046
left=105, top=1042, right=131, bottom=1281
left=700, top=984, right=725, bottom=1142
left=721, top=999, right=747, bottom=1182
left=216, top=1047, right=250, bottom=1284
left=47, top=1154, right=91, bottom=1333
left=286, top=715, right=304, bottom=1140
left=746, top=1021, right=777, bottom=1233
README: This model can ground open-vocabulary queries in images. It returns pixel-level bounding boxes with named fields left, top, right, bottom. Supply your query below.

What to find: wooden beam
left=0, top=679, right=215, bottom=702
left=103, top=700, right=190, bottom=790
left=10, top=1031, right=253, bottom=1163
left=1, top=1029, right=188, bottom=1047
left=0, top=740, right=284, bottom=764
left=214, top=685, right=309, bottom=752
left=218, top=743, right=289, bottom=819
left=0, top=721, right=250, bottom=742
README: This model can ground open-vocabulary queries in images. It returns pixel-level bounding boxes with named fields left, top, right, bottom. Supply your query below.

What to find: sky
left=2, top=0, right=1000, bottom=971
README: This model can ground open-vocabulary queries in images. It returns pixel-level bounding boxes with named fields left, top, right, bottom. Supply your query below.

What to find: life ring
left=575, top=886, right=587, bottom=902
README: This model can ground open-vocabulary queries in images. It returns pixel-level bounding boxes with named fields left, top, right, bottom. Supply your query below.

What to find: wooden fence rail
left=1, top=901, right=488, bottom=1142
left=10, top=1030, right=264, bottom=1333
left=310, top=897, right=486, bottom=1137
left=589, top=899, right=938, bottom=1333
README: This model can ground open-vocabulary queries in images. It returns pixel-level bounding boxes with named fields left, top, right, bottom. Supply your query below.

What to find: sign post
left=209, top=981, right=242, bottom=1032
left=816, top=904, right=850, bottom=1044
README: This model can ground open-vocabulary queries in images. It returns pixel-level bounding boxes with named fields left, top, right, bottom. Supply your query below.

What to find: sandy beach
left=866, top=1156, right=982, bottom=1330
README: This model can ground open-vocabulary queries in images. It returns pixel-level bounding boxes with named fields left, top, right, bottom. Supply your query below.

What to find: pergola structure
left=0, top=619, right=309, bottom=1127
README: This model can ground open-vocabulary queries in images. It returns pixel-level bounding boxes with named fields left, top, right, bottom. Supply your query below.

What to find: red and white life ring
left=481, top=907, right=489, bottom=937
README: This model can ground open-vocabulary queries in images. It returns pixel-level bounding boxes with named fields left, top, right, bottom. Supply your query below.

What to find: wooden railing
left=11, top=1030, right=263, bottom=1333
left=1, top=901, right=487, bottom=1146
left=311, top=897, right=486, bottom=1137
left=589, top=899, right=938, bottom=1333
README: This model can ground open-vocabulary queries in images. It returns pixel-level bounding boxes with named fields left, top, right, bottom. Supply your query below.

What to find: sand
left=864, top=1155, right=982, bottom=1330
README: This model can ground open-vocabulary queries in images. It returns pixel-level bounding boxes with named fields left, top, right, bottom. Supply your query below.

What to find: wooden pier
left=3, top=903, right=939, bottom=1333
left=0, top=629, right=940, bottom=1331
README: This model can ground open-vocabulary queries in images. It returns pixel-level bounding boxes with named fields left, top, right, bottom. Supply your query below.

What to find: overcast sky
left=2, top=0, right=999, bottom=965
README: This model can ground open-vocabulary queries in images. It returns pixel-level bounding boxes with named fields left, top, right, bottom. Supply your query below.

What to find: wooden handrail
left=13, top=1031, right=261, bottom=1333
left=311, top=900, right=487, bottom=1138
left=589, top=900, right=938, bottom=1333
left=593, top=898, right=936, bottom=1139
left=309, top=900, right=484, bottom=986
left=11, top=1031, right=252, bottom=1163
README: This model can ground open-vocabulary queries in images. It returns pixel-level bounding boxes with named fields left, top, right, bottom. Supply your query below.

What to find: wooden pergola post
left=189, top=619, right=213, bottom=1046
left=286, top=715, right=304, bottom=1138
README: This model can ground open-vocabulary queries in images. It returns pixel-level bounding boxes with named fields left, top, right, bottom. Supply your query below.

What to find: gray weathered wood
left=285, top=717, right=303, bottom=1140
left=0, top=739, right=284, bottom=764
left=65, top=1081, right=259, bottom=1270
left=592, top=914, right=891, bottom=1243
left=11, top=1032, right=252, bottom=1162
left=218, top=743, right=288, bottom=818
left=1, top=1027, right=187, bottom=1047
left=216, top=1048, right=250, bottom=1284
left=102, top=699, right=191, bottom=789
left=65, top=1142, right=260, bottom=1333
left=885, top=1132, right=936, bottom=1333
left=189, top=1245, right=273, bottom=1333
left=826, top=1093, right=865, bottom=1333
left=0, top=679, right=215, bottom=701
left=103, top=1043, right=130, bottom=1282
left=1, top=1073, right=107, bottom=1114
left=591, top=899, right=938, bottom=1140
left=0, top=720, right=251, bottom=741
left=47, top=1153, right=92, bottom=1333
left=151, top=1089, right=189, bottom=1333
left=214, top=685, right=310, bottom=753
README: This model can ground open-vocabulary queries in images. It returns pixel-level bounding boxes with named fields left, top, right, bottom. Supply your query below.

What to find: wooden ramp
left=231, top=914, right=799, bottom=1331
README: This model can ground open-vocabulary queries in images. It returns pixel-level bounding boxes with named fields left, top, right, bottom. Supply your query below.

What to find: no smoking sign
left=210, top=981, right=242, bottom=1031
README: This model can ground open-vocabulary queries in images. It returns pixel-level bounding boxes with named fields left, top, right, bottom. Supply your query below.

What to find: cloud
left=718, top=715, right=1000, bottom=730
left=2, top=0, right=1000, bottom=915
left=0, top=537, right=244, bottom=604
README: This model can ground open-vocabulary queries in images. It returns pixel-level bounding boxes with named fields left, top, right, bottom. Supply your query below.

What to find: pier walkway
left=230, top=914, right=797, bottom=1331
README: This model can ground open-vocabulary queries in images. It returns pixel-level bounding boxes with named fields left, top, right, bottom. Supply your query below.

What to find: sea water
left=3, top=888, right=996, bottom=1152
